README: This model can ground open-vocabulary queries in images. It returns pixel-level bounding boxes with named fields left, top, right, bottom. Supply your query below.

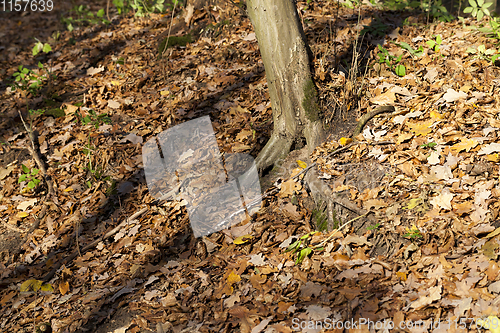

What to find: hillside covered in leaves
left=1, top=0, right=500, bottom=332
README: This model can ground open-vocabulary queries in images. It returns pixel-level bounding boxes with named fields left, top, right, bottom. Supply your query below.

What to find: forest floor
left=1, top=0, right=500, bottom=332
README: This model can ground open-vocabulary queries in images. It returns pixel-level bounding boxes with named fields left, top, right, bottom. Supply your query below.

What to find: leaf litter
left=0, top=0, right=500, bottom=332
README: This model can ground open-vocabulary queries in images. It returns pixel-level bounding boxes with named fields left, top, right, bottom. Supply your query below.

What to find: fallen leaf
left=451, top=138, right=478, bottom=152
left=87, top=66, right=104, bottom=76
left=442, top=88, right=468, bottom=103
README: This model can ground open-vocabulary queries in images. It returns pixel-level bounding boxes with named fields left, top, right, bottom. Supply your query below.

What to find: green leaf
left=296, top=247, right=312, bottom=264
left=468, top=0, right=477, bottom=7
left=32, top=42, right=43, bottom=56
left=395, top=64, right=406, bottom=76
left=18, top=174, right=27, bottom=183
left=21, top=164, right=30, bottom=173
left=28, top=181, right=36, bottom=189
left=492, top=54, right=500, bottom=62
left=464, top=6, right=473, bottom=12
left=43, top=43, right=52, bottom=53
left=477, top=0, right=484, bottom=6
left=478, top=44, right=486, bottom=53
left=472, top=8, right=478, bottom=17
left=31, top=168, right=39, bottom=175
left=286, top=240, right=301, bottom=252
left=477, top=10, right=484, bottom=20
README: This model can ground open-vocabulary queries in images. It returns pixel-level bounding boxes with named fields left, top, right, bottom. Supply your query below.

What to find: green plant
left=377, top=45, right=406, bottom=76
left=422, top=0, right=454, bottom=22
left=32, top=39, right=52, bottom=57
left=285, top=232, right=317, bottom=265
left=419, top=142, right=438, bottom=149
left=466, top=44, right=499, bottom=62
left=73, top=108, right=111, bottom=129
left=464, top=0, right=493, bottom=20
left=11, top=65, right=44, bottom=96
left=10, top=64, right=51, bottom=128
left=478, top=17, right=500, bottom=40
left=303, top=0, right=314, bottom=10
left=403, top=225, right=422, bottom=239
left=367, top=222, right=380, bottom=231
left=312, top=205, right=328, bottom=232
left=360, top=19, right=389, bottom=38
left=62, top=5, right=110, bottom=31
left=18, top=164, right=41, bottom=191
left=395, top=41, right=424, bottom=57
left=340, top=0, right=360, bottom=8
left=383, top=0, right=413, bottom=10
left=113, top=0, right=131, bottom=14
left=426, top=35, right=442, bottom=52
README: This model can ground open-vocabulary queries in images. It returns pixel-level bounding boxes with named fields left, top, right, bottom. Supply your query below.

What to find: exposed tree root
left=352, top=106, right=395, bottom=138
left=257, top=106, right=397, bottom=232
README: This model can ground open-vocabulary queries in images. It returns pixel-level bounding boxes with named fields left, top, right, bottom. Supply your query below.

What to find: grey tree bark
left=246, top=0, right=325, bottom=172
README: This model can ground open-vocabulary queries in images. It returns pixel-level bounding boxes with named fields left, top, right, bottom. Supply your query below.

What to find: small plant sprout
left=285, top=231, right=317, bottom=265
left=32, top=38, right=52, bottom=56
left=466, top=45, right=499, bottom=62
left=367, top=222, right=381, bottom=231
left=426, top=35, right=442, bottom=52
left=419, top=142, right=438, bottom=149
left=18, top=164, right=41, bottom=192
left=403, top=224, right=423, bottom=239
left=377, top=45, right=406, bottom=77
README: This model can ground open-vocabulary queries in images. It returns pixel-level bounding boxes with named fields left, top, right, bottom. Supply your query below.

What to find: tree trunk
left=246, top=0, right=325, bottom=172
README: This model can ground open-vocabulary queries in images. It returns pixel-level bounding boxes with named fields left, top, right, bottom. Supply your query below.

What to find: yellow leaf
left=20, top=279, right=42, bottom=292
left=160, top=90, right=169, bottom=96
left=17, top=212, right=29, bottom=218
left=404, top=198, right=423, bottom=210
left=296, top=160, right=307, bottom=169
left=111, top=80, right=121, bottom=86
left=339, top=137, right=353, bottom=146
left=451, top=138, right=478, bottom=153
left=487, top=154, right=500, bottom=162
left=234, top=235, right=253, bottom=245
left=396, top=271, right=407, bottom=281
left=64, top=187, right=73, bottom=192
left=40, top=283, right=54, bottom=292
left=486, top=228, right=500, bottom=239
left=227, top=270, right=241, bottom=284
left=407, top=120, right=433, bottom=136
left=430, top=110, right=444, bottom=119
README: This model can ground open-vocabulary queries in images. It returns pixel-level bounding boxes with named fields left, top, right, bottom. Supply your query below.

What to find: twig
left=17, top=111, right=56, bottom=199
